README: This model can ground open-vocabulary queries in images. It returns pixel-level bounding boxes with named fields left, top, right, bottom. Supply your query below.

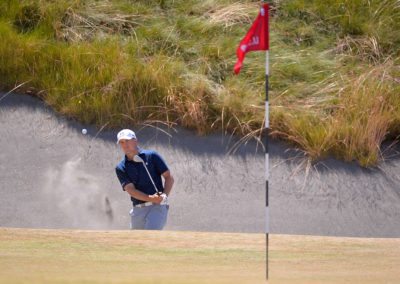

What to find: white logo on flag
left=248, top=36, right=259, bottom=47
left=261, top=8, right=265, bottom=16
left=240, top=44, right=247, bottom=52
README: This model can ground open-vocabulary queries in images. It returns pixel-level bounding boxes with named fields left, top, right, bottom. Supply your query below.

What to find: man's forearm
left=163, top=176, right=174, bottom=196
left=125, top=185, right=152, bottom=202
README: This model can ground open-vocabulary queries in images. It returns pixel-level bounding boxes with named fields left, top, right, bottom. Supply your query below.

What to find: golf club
left=133, top=154, right=160, bottom=195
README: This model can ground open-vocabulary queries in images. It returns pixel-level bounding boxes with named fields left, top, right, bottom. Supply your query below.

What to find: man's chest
left=125, top=160, right=156, bottom=184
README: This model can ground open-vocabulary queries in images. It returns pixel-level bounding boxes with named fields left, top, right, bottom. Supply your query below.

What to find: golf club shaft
left=141, top=161, right=160, bottom=194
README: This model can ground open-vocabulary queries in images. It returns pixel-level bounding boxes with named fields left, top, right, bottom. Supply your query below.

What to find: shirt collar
left=124, top=147, right=144, bottom=162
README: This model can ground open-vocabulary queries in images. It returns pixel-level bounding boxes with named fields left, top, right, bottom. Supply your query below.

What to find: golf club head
left=133, top=155, right=144, bottom=163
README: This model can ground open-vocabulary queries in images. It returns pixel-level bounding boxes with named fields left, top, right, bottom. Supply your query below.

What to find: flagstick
left=233, top=2, right=270, bottom=279
left=265, top=48, right=270, bottom=281
left=262, top=2, right=270, bottom=280
left=264, top=3, right=270, bottom=279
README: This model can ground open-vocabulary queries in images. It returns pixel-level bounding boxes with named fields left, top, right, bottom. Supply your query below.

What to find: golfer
left=115, top=129, right=174, bottom=230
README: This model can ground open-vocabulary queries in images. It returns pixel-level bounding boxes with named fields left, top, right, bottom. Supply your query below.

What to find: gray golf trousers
left=129, top=204, right=169, bottom=230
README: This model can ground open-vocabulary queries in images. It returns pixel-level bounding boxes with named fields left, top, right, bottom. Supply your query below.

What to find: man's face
left=119, top=138, right=138, bottom=155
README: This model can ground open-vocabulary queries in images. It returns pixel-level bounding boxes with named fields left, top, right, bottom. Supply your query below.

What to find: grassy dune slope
left=0, top=0, right=399, bottom=166
left=1, top=228, right=399, bottom=283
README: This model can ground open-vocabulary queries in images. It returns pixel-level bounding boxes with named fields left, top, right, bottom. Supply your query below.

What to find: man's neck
left=126, top=147, right=139, bottom=160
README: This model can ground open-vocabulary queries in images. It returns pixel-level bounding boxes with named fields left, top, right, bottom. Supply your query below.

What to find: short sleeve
left=115, top=167, right=131, bottom=191
left=152, top=152, right=169, bottom=175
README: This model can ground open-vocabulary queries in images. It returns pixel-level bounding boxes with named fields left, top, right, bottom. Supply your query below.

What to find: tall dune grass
left=0, top=0, right=399, bottom=166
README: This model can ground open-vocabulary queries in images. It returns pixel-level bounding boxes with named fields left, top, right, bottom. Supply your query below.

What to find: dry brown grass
left=55, top=2, right=142, bottom=42
left=204, top=2, right=258, bottom=29
left=1, top=0, right=400, bottom=166
left=335, top=36, right=384, bottom=64
left=270, top=59, right=399, bottom=167
left=329, top=60, right=398, bottom=166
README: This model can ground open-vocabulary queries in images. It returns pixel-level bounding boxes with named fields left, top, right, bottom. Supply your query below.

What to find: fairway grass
left=0, top=228, right=399, bottom=283
left=271, top=234, right=400, bottom=284
left=0, top=228, right=264, bottom=284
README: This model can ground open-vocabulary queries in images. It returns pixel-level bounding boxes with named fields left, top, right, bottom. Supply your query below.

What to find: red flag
left=234, top=4, right=269, bottom=74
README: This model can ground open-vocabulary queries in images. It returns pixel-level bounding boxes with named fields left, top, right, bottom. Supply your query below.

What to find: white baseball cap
left=117, top=129, right=137, bottom=144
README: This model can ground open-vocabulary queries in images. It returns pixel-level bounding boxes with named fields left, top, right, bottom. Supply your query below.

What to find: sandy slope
left=0, top=93, right=400, bottom=237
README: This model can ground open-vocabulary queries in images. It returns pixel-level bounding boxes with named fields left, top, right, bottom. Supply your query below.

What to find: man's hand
left=148, top=194, right=163, bottom=204
left=124, top=183, right=169, bottom=205
left=159, top=193, right=168, bottom=205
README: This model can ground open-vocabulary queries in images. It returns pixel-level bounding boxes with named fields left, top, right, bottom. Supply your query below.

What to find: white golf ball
left=82, top=129, right=87, bottom=135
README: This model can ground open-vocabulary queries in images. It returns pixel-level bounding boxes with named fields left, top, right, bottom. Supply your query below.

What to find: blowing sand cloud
left=42, top=157, right=114, bottom=229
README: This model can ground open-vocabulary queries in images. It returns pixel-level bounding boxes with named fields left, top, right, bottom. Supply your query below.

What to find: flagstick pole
left=233, top=2, right=270, bottom=279
left=264, top=2, right=270, bottom=280
left=265, top=47, right=270, bottom=281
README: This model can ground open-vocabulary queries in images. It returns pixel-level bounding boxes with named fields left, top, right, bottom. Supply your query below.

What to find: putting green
left=0, top=228, right=399, bottom=283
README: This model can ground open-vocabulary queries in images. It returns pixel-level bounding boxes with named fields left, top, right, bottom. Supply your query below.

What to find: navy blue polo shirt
left=115, top=148, right=169, bottom=206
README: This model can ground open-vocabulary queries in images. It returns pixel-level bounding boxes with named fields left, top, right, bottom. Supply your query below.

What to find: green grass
left=0, top=0, right=399, bottom=166
left=0, top=228, right=265, bottom=284
left=1, top=228, right=400, bottom=283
